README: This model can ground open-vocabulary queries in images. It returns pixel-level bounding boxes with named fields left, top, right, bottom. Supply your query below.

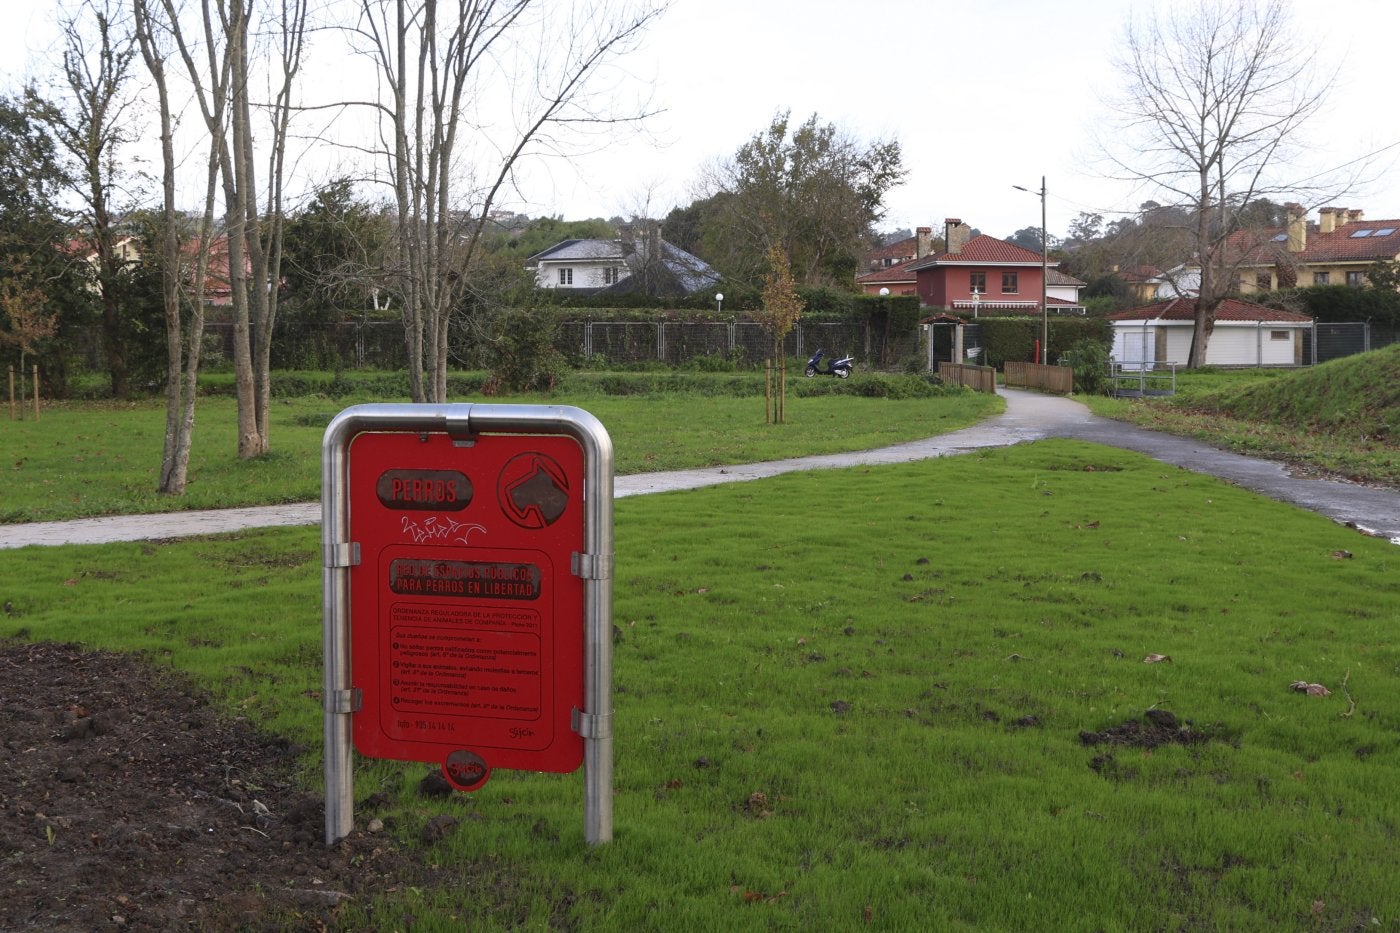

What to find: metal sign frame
left=321, top=403, right=614, bottom=845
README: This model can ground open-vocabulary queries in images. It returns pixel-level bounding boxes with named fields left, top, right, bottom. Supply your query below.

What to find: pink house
left=907, top=219, right=1052, bottom=312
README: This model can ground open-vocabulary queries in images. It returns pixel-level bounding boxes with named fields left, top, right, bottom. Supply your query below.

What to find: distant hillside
left=1189, top=343, right=1400, bottom=441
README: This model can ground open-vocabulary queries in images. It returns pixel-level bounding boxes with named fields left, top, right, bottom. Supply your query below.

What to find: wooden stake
left=767, top=357, right=778, bottom=423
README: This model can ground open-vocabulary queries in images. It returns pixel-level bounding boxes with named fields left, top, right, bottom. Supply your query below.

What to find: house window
left=1002, top=272, right=1019, bottom=294
left=1312, top=271, right=1329, bottom=285
left=558, top=267, right=573, bottom=286
left=969, top=272, right=986, bottom=294
left=1270, top=330, right=1290, bottom=341
left=603, top=266, right=620, bottom=285
left=1255, top=272, right=1272, bottom=290
left=1346, top=271, right=1365, bottom=288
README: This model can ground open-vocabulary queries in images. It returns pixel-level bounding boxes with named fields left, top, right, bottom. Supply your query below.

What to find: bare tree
left=43, top=0, right=141, bottom=398
left=347, top=0, right=667, bottom=403
left=1104, top=0, right=1337, bottom=366
left=158, top=0, right=306, bottom=457
left=133, top=0, right=215, bottom=494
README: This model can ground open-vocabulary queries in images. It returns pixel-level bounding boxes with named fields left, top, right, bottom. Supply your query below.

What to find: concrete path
left=3, top=388, right=1397, bottom=549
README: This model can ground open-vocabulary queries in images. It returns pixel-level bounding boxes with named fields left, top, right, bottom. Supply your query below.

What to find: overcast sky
left=4, top=0, right=1398, bottom=241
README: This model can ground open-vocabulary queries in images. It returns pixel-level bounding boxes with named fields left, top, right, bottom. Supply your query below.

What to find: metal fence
left=67, top=316, right=1395, bottom=376
left=223, top=319, right=913, bottom=370
left=560, top=320, right=905, bottom=368
left=1304, top=322, right=1400, bottom=364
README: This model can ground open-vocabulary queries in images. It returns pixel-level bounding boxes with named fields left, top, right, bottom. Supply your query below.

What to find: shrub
left=482, top=308, right=566, bottom=394
left=1060, top=339, right=1112, bottom=395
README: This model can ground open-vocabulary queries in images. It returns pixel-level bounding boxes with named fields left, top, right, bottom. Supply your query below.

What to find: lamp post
left=715, top=292, right=724, bottom=313
left=1013, top=177, right=1049, bottom=365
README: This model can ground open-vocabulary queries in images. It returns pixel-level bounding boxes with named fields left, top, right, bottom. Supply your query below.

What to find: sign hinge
left=323, top=541, right=362, bottom=568
left=571, top=551, right=614, bottom=580
left=327, top=687, right=362, bottom=714
left=571, top=707, right=613, bottom=739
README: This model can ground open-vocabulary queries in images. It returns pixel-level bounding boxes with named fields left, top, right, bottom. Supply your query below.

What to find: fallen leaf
left=1143, top=654, right=1172, bottom=664
left=62, top=579, right=78, bottom=587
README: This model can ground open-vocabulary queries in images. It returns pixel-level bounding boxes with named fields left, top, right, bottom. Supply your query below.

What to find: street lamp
left=1013, top=176, right=1049, bottom=365
left=715, top=292, right=724, bottom=313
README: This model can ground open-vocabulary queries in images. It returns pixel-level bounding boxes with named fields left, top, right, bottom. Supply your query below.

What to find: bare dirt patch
left=0, top=641, right=433, bottom=931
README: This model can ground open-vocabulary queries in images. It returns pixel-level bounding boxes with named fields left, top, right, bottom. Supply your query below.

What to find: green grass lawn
left=1, top=388, right=1001, bottom=523
left=1080, top=347, right=1400, bottom=486
left=2, top=439, right=1394, bottom=929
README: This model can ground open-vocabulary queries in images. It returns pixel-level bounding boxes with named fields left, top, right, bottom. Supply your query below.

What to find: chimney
left=1285, top=203, right=1306, bottom=253
left=1318, top=207, right=1337, bottom=235
left=645, top=221, right=661, bottom=265
left=944, top=218, right=970, bottom=255
left=916, top=226, right=932, bottom=259
left=1348, top=209, right=1365, bottom=225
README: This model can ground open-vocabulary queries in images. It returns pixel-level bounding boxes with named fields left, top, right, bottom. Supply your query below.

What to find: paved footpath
left=3, top=389, right=1397, bottom=549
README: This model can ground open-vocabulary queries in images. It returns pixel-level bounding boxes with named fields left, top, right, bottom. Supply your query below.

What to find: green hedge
left=1251, top=285, right=1400, bottom=326
left=195, top=367, right=969, bottom=401
left=972, top=317, right=1112, bottom=369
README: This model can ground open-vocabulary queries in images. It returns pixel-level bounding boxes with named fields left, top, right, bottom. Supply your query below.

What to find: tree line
left=1, top=0, right=1381, bottom=498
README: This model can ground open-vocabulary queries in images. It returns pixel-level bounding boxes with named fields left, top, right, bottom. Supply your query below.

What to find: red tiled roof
left=1116, top=265, right=1163, bottom=283
left=856, top=258, right=919, bottom=284
left=1108, top=297, right=1312, bottom=323
left=1231, top=217, right=1400, bottom=265
left=865, top=235, right=918, bottom=264
left=1046, top=268, right=1086, bottom=287
left=910, top=235, right=1046, bottom=269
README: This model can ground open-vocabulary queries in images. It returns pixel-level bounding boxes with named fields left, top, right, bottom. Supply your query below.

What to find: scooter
left=804, top=348, right=854, bottom=379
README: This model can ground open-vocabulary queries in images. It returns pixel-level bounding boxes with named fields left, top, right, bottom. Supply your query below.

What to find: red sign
left=348, top=431, right=585, bottom=788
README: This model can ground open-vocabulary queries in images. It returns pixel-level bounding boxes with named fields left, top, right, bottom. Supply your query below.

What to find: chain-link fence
left=1304, top=322, right=1400, bottom=364
left=61, top=316, right=1395, bottom=378
left=526, top=320, right=908, bottom=369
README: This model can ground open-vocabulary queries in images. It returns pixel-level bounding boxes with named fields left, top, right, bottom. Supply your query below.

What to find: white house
left=1046, top=268, right=1087, bottom=312
left=1151, top=264, right=1201, bottom=300
left=1108, top=297, right=1312, bottom=368
left=526, top=223, right=719, bottom=297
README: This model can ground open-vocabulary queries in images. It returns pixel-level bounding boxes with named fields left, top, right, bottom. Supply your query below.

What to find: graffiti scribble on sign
left=400, top=515, right=487, bottom=545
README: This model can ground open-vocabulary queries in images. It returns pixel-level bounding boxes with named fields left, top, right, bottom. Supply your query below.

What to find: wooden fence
left=938, top=362, right=998, bottom=394
left=1004, top=361, right=1074, bottom=394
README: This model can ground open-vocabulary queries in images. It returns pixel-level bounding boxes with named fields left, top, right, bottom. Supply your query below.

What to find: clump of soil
left=0, top=641, right=431, bottom=931
left=1078, top=708, right=1212, bottom=750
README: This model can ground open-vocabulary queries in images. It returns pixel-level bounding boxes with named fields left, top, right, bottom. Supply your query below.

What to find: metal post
left=1040, top=176, right=1049, bottom=366
left=32, top=364, right=39, bottom=421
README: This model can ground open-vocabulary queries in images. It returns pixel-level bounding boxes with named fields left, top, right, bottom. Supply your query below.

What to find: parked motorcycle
left=804, top=348, right=854, bottom=379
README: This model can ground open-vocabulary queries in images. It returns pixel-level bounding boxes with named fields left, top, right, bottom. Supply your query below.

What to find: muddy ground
left=0, top=641, right=437, bottom=931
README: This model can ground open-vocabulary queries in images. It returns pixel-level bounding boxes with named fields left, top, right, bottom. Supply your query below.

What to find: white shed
left=1108, top=298, right=1312, bottom=368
